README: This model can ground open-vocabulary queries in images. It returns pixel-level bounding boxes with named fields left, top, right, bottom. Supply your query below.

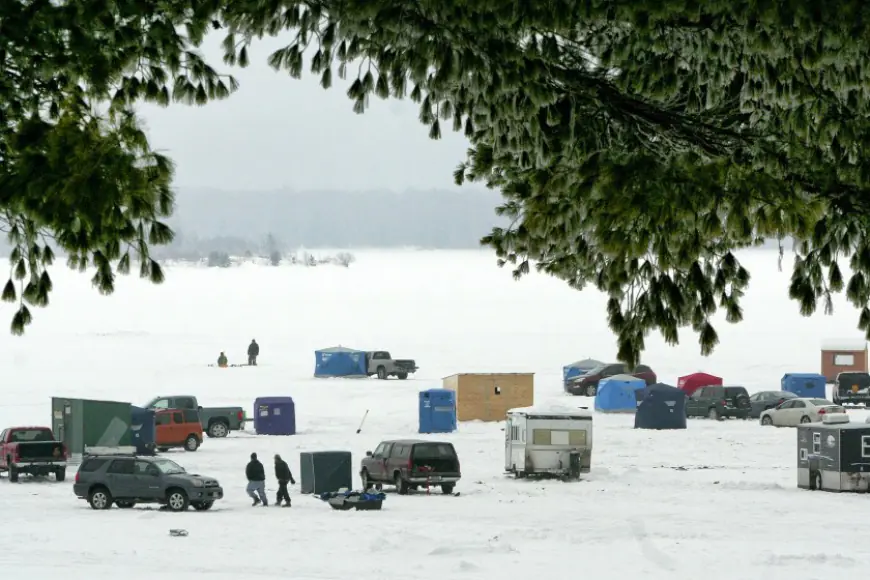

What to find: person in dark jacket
left=245, top=452, right=267, bottom=506
left=217, top=352, right=228, bottom=367
left=247, top=339, right=259, bottom=366
left=274, top=454, right=295, bottom=507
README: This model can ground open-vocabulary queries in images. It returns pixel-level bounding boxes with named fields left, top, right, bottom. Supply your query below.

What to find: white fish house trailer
left=505, top=405, right=593, bottom=478
left=797, top=413, right=870, bottom=492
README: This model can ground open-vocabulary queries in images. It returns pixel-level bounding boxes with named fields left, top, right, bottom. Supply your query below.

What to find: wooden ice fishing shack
left=820, top=338, right=868, bottom=382
left=442, top=373, right=534, bottom=422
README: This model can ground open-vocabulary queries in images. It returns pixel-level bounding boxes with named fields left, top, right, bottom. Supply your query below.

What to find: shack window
left=812, top=433, right=821, bottom=454
left=510, top=426, right=519, bottom=441
left=551, top=430, right=569, bottom=445
left=862, top=436, right=870, bottom=458
left=834, top=353, right=855, bottom=366
left=568, top=430, right=587, bottom=446
left=532, top=429, right=551, bottom=445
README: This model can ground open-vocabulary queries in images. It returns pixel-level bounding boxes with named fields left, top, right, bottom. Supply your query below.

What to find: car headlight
left=191, top=479, right=204, bottom=487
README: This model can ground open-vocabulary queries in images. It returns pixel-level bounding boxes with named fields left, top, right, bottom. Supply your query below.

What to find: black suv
left=833, top=372, right=870, bottom=406
left=685, top=385, right=751, bottom=420
left=73, top=454, right=224, bottom=511
left=360, top=439, right=461, bottom=495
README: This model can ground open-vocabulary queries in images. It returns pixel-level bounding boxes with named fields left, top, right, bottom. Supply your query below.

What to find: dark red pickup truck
left=0, top=426, right=68, bottom=482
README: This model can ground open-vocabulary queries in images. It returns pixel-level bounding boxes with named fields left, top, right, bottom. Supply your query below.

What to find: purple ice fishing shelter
left=253, top=397, right=296, bottom=436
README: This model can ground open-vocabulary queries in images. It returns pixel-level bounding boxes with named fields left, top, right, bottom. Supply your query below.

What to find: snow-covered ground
left=0, top=249, right=867, bottom=580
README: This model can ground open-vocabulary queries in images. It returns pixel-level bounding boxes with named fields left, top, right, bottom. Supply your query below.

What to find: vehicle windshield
left=809, top=399, right=834, bottom=406
left=151, top=459, right=186, bottom=475
left=837, top=373, right=870, bottom=390
left=412, top=443, right=457, bottom=460
left=724, top=387, right=747, bottom=397
left=9, top=429, right=54, bottom=442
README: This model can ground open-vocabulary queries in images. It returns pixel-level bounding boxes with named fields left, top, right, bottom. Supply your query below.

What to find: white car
left=759, top=398, right=845, bottom=427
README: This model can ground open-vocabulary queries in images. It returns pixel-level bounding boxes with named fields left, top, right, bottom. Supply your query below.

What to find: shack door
left=505, top=417, right=512, bottom=470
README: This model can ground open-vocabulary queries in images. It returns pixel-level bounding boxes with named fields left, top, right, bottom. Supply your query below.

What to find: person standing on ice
left=217, top=352, right=228, bottom=368
left=247, top=339, right=259, bottom=366
left=245, top=452, right=268, bottom=506
left=273, top=454, right=295, bottom=507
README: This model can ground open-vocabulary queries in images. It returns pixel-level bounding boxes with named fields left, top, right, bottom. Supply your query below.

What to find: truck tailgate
left=15, top=441, right=65, bottom=461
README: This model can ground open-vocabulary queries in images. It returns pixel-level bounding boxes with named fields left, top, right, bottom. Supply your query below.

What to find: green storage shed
left=51, top=397, right=132, bottom=461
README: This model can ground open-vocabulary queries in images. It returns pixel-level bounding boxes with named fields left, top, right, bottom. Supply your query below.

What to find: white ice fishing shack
left=504, top=405, right=593, bottom=478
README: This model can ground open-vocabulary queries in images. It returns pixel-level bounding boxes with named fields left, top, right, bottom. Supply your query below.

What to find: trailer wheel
left=810, top=471, right=822, bottom=491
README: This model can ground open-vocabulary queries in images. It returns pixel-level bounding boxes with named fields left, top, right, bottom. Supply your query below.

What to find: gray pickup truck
left=143, top=395, right=247, bottom=438
left=366, top=351, right=418, bottom=380
left=73, top=453, right=224, bottom=511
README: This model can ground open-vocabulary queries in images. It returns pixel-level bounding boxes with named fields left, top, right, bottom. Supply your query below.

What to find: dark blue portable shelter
left=781, top=373, right=827, bottom=398
left=635, top=383, right=687, bottom=430
left=314, top=346, right=367, bottom=378
left=253, top=396, right=297, bottom=435
left=130, top=405, right=156, bottom=455
left=418, top=389, right=457, bottom=433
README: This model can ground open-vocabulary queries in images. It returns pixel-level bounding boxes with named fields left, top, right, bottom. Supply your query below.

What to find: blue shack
left=595, top=374, right=646, bottom=413
left=418, top=389, right=457, bottom=433
left=781, top=373, right=827, bottom=398
left=254, top=397, right=297, bottom=436
left=130, top=406, right=156, bottom=455
left=314, top=346, right=367, bottom=378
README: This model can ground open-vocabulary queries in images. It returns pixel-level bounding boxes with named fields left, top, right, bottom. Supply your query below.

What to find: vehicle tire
left=207, top=421, right=229, bottom=438
left=394, top=472, right=409, bottom=495
left=55, top=467, right=66, bottom=482
left=88, top=486, right=113, bottom=510
left=800, top=415, right=811, bottom=424
left=166, top=488, right=190, bottom=512
left=761, top=416, right=773, bottom=426
left=708, top=408, right=720, bottom=421
left=810, top=471, right=822, bottom=491
left=157, top=447, right=170, bottom=453
left=116, top=501, right=135, bottom=508
left=184, top=435, right=200, bottom=452
left=584, top=384, right=597, bottom=397
left=441, top=483, right=455, bottom=494
left=397, top=372, right=408, bottom=380
left=8, top=461, right=18, bottom=483
left=192, top=501, right=213, bottom=511
left=360, top=470, right=371, bottom=490
left=377, top=366, right=387, bottom=380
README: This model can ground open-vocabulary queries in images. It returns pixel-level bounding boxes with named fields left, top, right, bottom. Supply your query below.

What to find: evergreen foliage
left=5, top=0, right=870, bottom=364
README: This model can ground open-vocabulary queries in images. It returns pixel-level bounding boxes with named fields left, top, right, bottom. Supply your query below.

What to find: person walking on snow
left=217, top=352, right=228, bottom=368
left=245, top=452, right=268, bottom=506
left=247, top=339, right=259, bottom=366
left=274, top=454, right=295, bottom=507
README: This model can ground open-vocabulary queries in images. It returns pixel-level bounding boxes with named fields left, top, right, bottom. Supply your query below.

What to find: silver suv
left=72, top=454, right=224, bottom=511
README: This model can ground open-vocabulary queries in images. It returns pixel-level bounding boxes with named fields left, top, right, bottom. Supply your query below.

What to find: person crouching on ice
left=274, top=454, right=295, bottom=507
left=246, top=452, right=268, bottom=506
left=217, top=352, right=228, bottom=367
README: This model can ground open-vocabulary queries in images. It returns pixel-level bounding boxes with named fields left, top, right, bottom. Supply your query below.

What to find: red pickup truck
left=0, top=426, right=68, bottom=482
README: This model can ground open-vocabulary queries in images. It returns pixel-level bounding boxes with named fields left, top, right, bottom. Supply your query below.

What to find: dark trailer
left=797, top=414, right=870, bottom=492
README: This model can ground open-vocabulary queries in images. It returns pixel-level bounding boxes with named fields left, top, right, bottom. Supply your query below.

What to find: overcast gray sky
left=137, top=33, right=472, bottom=192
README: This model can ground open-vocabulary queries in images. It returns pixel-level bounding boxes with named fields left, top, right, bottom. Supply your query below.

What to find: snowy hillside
left=0, top=249, right=867, bottom=580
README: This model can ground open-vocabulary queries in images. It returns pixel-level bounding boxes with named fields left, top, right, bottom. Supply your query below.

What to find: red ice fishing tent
left=677, top=372, right=723, bottom=396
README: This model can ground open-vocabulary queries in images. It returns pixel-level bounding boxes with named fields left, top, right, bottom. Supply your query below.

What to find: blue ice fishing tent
left=594, top=374, right=646, bottom=412
left=635, top=383, right=687, bottom=430
left=563, top=358, right=604, bottom=386
left=253, top=397, right=297, bottom=435
left=130, top=406, right=156, bottom=455
left=781, top=373, right=827, bottom=398
left=418, top=389, right=457, bottom=434
left=314, top=346, right=367, bottom=378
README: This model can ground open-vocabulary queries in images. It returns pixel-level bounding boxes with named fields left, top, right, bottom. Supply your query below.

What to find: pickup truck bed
left=0, top=426, right=68, bottom=482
